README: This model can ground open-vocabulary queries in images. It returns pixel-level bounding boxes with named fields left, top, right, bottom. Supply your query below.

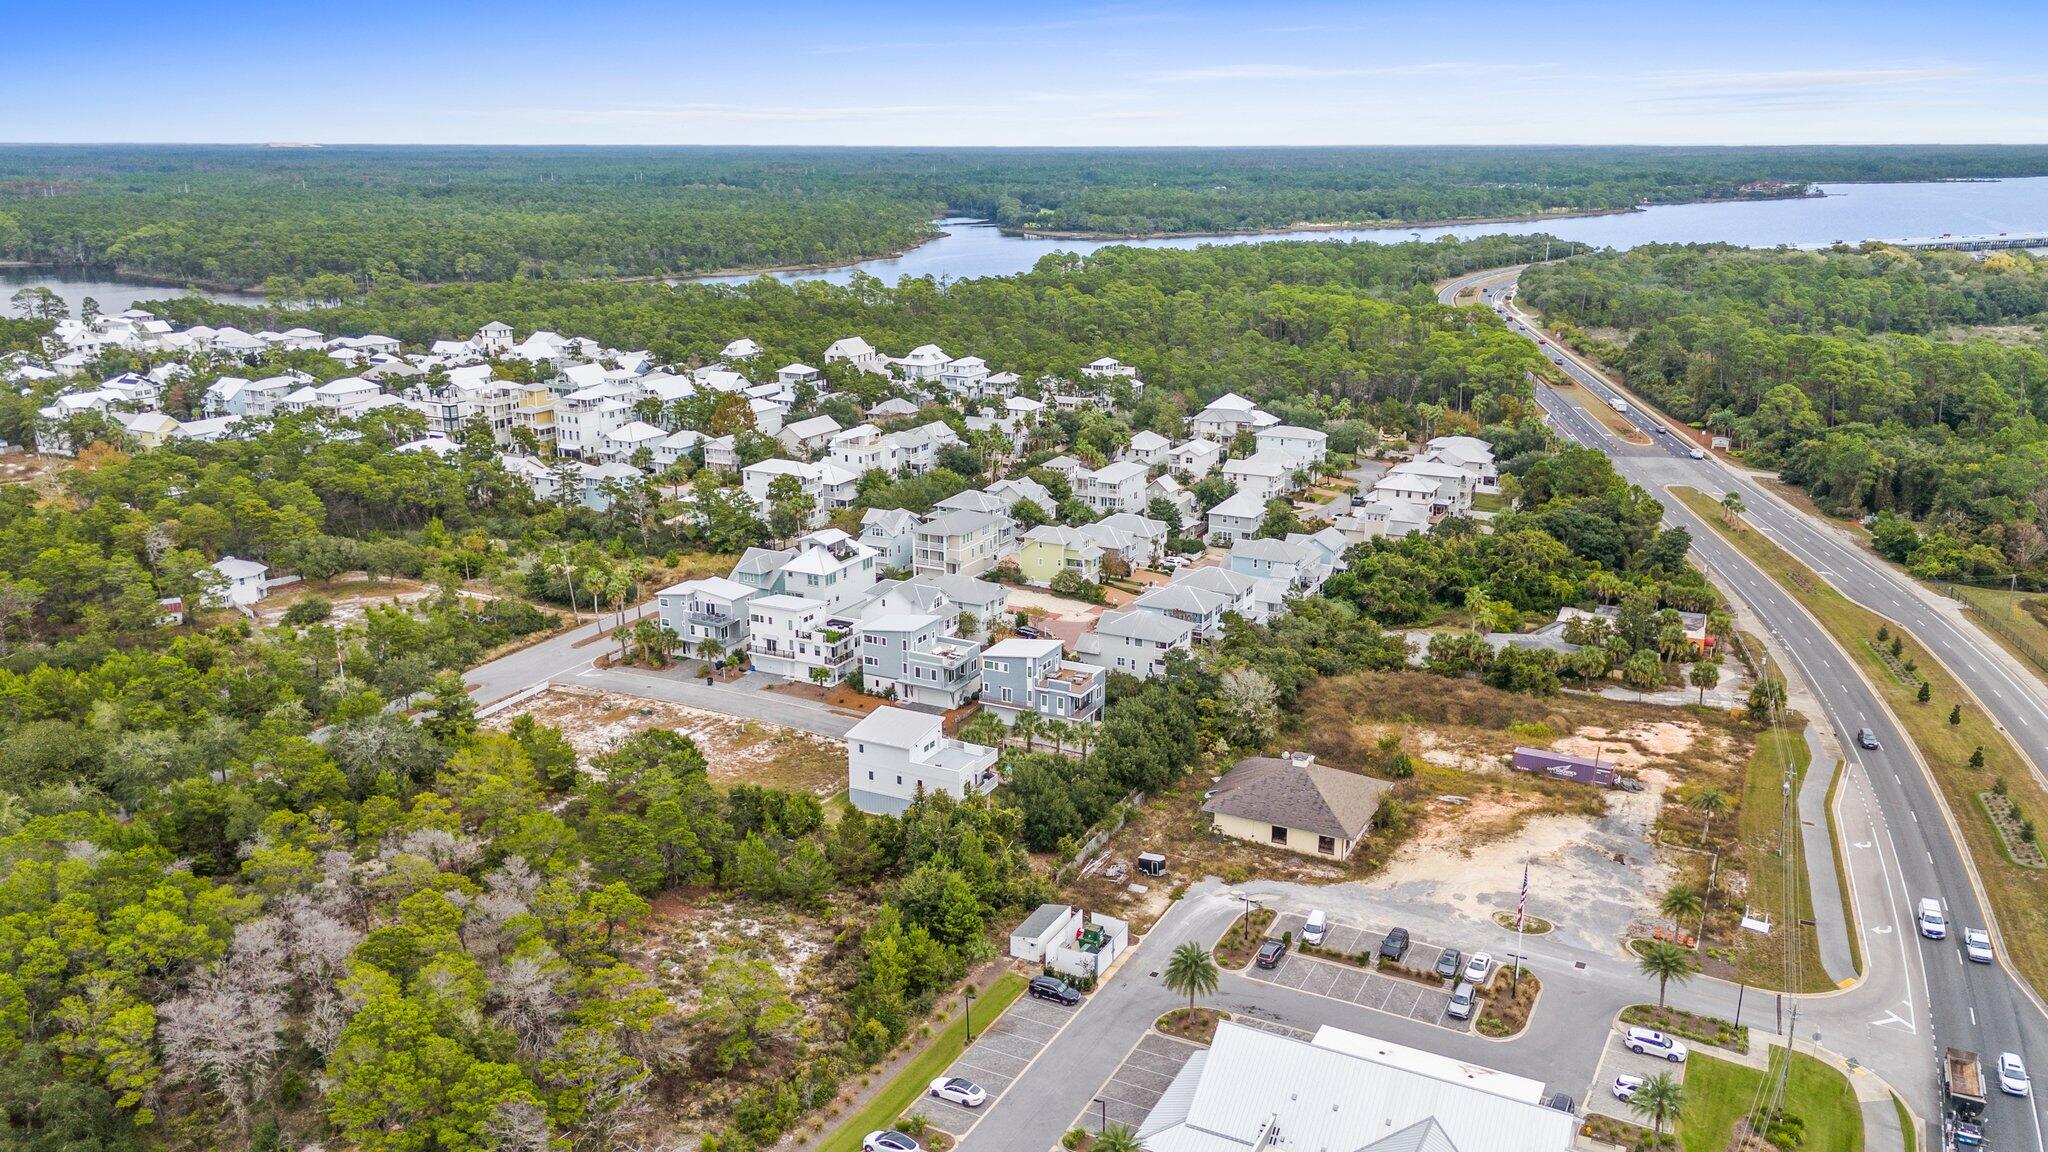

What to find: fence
left=1055, top=790, right=1147, bottom=884
left=1946, top=584, right=2048, bottom=677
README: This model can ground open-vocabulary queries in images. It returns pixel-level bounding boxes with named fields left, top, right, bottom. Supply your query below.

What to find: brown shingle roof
left=1201, top=756, right=1390, bottom=840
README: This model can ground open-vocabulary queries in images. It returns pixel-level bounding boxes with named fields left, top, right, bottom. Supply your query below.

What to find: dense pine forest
left=1520, top=244, right=2048, bottom=579
left=7, top=145, right=2048, bottom=288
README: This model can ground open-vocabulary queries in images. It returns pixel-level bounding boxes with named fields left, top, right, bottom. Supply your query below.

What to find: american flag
left=1516, top=861, right=1529, bottom=931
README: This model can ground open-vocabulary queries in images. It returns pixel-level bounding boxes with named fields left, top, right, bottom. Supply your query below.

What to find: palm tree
left=1015, top=710, right=1041, bottom=752
left=1094, top=1126, right=1142, bottom=1152
left=1637, top=941, right=1699, bottom=1008
left=1163, top=941, right=1220, bottom=1013
left=1688, top=658, right=1720, bottom=704
left=1659, top=884, right=1703, bottom=938
left=1720, top=490, right=1746, bottom=528
left=1627, top=1071, right=1685, bottom=1138
left=1689, top=786, right=1727, bottom=845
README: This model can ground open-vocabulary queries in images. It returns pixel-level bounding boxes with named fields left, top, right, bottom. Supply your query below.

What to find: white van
left=1302, top=910, right=1328, bottom=947
left=1446, top=981, right=1478, bottom=1020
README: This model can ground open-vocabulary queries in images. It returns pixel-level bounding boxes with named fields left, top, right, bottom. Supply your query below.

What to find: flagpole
left=1512, top=857, right=1528, bottom=993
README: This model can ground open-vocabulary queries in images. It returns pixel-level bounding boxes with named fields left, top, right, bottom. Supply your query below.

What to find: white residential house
left=1370, top=474, right=1442, bottom=510
left=825, top=336, right=888, bottom=375
left=1256, top=425, right=1330, bottom=467
left=746, top=594, right=859, bottom=685
left=1386, top=459, right=1477, bottom=514
left=860, top=508, right=923, bottom=570
left=869, top=397, right=921, bottom=420
left=893, top=344, right=950, bottom=381
left=901, top=572, right=1008, bottom=640
left=1082, top=356, right=1137, bottom=379
left=776, top=363, right=821, bottom=389
left=1076, top=460, right=1150, bottom=514
left=722, top=338, right=763, bottom=360
left=1120, top=430, right=1172, bottom=467
left=209, top=557, right=271, bottom=608
left=1423, top=434, right=1499, bottom=483
left=476, top=321, right=515, bottom=353
left=1170, top=437, right=1225, bottom=479
left=778, top=414, right=844, bottom=458
left=1187, top=391, right=1279, bottom=439
left=855, top=614, right=983, bottom=710
left=1338, top=498, right=1433, bottom=541
left=655, top=576, right=756, bottom=656
left=652, top=429, right=705, bottom=469
left=845, top=706, right=999, bottom=816
left=1148, top=474, right=1198, bottom=526
left=938, top=356, right=990, bottom=395
left=829, top=423, right=902, bottom=476
left=1221, top=450, right=1299, bottom=504
left=600, top=421, right=668, bottom=465
left=914, top=509, right=1006, bottom=578
left=1205, top=490, right=1267, bottom=546
left=1170, top=563, right=1284, bottom=625
left=757, top=530, right=879, bottom=609
left=702, top=435, right=742, bottom=471
left=1076, top=608, right=1194, bottom=680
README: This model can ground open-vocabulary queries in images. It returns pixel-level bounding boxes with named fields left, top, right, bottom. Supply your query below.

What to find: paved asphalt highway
left=1439, top=265, right=2048, bottom=1151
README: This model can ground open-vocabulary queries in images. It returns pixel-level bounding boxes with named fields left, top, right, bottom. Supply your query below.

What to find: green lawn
left=1734, top=724, right=1836, bottom=992
left=1674, top=486, right=2048, bottom=1002
left=816, top=973, right=1027, bottom=1152
left=1680, top=1051, right=1863, bottom=1152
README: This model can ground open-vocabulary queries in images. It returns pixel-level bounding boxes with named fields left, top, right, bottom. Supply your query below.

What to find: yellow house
left=1201, top=753, right=1390, bottom=861
left=119, top=411, right=181, bottom=449
left=1018, top=525, right=1103, bottom=587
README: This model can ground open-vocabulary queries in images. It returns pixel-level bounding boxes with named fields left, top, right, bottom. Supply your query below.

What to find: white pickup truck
left=1919, top=897, right=1949, bottom=940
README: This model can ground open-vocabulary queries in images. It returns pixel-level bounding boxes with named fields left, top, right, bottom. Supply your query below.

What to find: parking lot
left=1583, top=1022, right=1692, bottom=1124
left=1072, top=1031, right=1204, bottom=1135
left=1253, top=912, right=1473, bottom=1034
left=902, top=991, right=1076, bottom=1137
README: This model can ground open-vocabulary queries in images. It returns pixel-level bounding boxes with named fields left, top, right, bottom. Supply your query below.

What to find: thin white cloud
left=1149, top=61, right=1472, bottom=83
left=1653, top=66, right=1976, bottom=92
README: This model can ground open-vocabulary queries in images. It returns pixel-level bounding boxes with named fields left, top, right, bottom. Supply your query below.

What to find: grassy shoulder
left=1680, top=1049, right=1862, bottom=1152
left=1544, top=376, right=1651, bottom=443
left=1733, top=725, right=1835, bottom=992
left=815, top=972, right=1027, bottom=1152
left=1949, top=583, right=2048, bottom=684
left=1674, top=485, right=2048, bottom=1000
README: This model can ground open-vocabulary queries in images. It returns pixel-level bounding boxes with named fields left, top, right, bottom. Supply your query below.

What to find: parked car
left=1434, top=947, right=1463, bottom=980
left=1964, top=927, right=1995, bottom=964
left=1624, top=1027, right=1689, bottom=1063
left=1378, top=927, right=1411, bottom=962
left=928, top=1077, right=987, bottom=1108
left=1918, top=898, right=1949, bottom=940
left=1463, top=951, right=1493, bottom=986
left=1611, top=1074, right=1647, bottom=1102
left=863, top=1131, right=922, bottom=1152
left=1999, top=1052, right=2031, bottom=1097
left=1028, top=975, right=1081, bottom=1006
left=1446, top=981, right=1478, bottom=1021
left=1013, top=626, right=1043, bottom=640
left=1255, top=939, right=1287, bottom=969
left=1545, top=1094, right=1576, bottom=1116
left=1303, top=910, right=1328, bottom=947
left=1857, top=727, right=1880, bottom=750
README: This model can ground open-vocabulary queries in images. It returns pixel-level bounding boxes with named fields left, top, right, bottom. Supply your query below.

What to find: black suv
left=1255, top=939, right=1287, bottom=969
left=1856, top=728, right=1880, bottom=750
left=1028, top=975, right=1081, bottom=1006
left=1378, top=927, right=1411, bottom=962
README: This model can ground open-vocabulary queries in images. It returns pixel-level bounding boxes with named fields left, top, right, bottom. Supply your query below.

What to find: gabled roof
left=1094, top=607, right=1193, bottom=644
left=1206, top=491, right=1268, bottom=519
left=1201, top=757, right=1389, bottom=840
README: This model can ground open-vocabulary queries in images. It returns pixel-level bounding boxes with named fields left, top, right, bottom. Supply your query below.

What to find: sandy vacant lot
left=483, top=686, right=846, bottom=796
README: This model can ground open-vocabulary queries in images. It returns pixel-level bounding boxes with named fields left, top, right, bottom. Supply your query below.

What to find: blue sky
left=5, top=0, right=2044, bottom=145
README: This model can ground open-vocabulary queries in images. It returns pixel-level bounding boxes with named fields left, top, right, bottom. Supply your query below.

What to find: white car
left=1964, top=927, right=1995, bottom=964
left=864, top=1132, right=922, bottom=1152
left=928, top=1076, right=987, bottom=1108
left=1999, top=1052, right=2031, bottom=1097
left=1918, top=898, right=1948, bottom=940
left=1688, top=447, right=1706, bottom=460
left=1463, top=951, right=1493, bottom=985
left=1303, top=910, right=1328, bottom=947
left=1624, top=1027, right=1689, bottom=1063
left=1612, top=1074, right=1647, bottom=1102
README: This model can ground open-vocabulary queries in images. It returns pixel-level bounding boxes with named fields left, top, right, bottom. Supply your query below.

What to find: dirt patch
left=255, top=576, right=432, bottom=627
left=483, top=685, right=846, bottom=796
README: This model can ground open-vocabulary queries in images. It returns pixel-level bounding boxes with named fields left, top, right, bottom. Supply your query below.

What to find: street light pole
left=1095, top=1097, right=1108, bottom=1133
left=964, top=984, right=976, bottom=1045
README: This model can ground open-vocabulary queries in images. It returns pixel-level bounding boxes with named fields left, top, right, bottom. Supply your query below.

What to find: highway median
left=1673, top=485, right=2048, bottom=1001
